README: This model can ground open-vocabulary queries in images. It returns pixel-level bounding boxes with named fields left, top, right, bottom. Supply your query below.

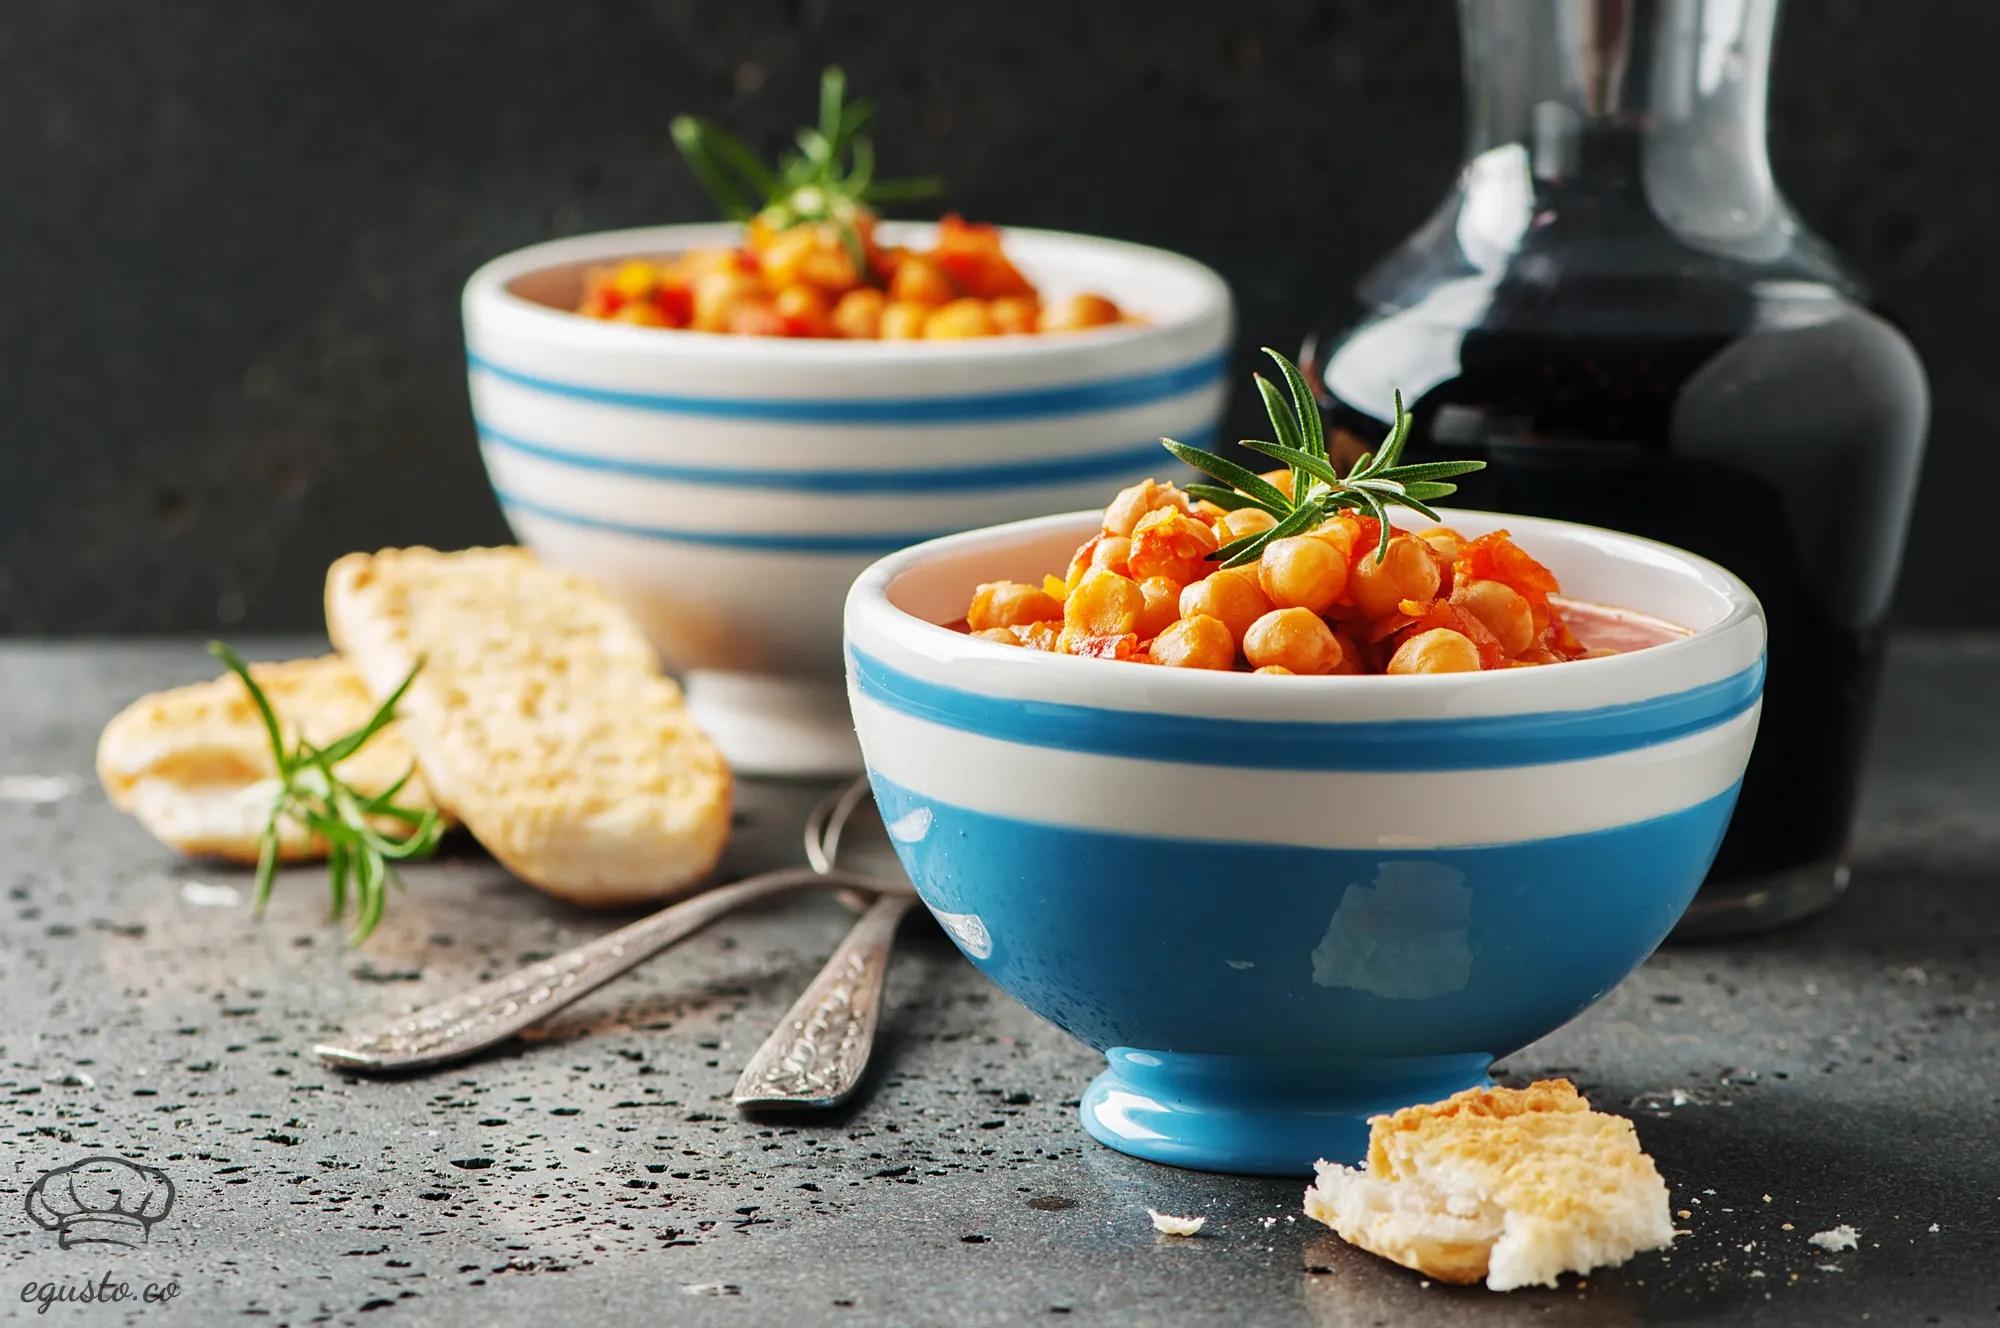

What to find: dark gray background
left=1, top=0, right=1988, bottom=632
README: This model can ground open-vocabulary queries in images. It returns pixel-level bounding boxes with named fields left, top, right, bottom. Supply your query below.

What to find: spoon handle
left=315, top=867, right=876, bottom=1074
left=732, top=891, right=917, bottom=1109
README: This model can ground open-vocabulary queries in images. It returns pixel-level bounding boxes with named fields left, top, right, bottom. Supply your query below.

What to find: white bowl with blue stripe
left=463, top=223, right=1232, bottom=774
left=845, top=508, right=1765, bottom=1174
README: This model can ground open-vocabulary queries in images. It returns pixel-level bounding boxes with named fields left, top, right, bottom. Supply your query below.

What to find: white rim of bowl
left=462, top=221, right=1234, bottom=363
left=845, top=507, right=1765, bottom=712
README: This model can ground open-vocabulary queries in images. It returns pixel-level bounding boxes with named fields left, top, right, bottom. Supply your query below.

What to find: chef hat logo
left=24, top=1156, right=176, bottom=1250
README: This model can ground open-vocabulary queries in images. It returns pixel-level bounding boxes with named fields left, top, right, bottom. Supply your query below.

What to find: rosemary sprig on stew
left=1162, top=349, right=1487, bottom=568
left=209, top=642, right=443, bottom=944
left=671, top=65, right=945, bottom=268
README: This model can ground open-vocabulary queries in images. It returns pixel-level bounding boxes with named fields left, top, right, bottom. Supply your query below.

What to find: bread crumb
left=1762, top=1194, right=1772, bottom=1203
left=0, top=773, right=78, bottom=804
left=1928, top=1222, right=1940, bottom=1233
left=1808, top=1225, right=1859, bottom=1253
left=1302, top=1079, right=1672, bottom=1292
left=1147, top=1209, right=1205, bottom=1237
left=1816, top=1263, right=1843, bottom=1273
left=179, top=880, right=243, bottom=908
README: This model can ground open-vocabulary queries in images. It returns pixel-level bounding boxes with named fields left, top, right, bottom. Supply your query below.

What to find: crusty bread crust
left=97, top=656, right=442, bottom=862
left=324, top=547, right=731, bottom=907
left=1304, top=1079, right=1674, bottom=1291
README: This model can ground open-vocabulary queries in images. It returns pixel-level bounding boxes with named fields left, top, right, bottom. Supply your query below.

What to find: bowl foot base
left=1079, top=1049, right=1493, bottom=1176
left=684, top=671, right=860, bottom=777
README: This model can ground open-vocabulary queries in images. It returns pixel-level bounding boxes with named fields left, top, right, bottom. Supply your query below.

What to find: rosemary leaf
left=1158, top=353, right=1484, bottom=566
left=1184, top=483, right=1261, bottom=511
left=1236, top=438, right=1342, bottom=491
left=1216, top=500, right=1324, bottom=569
left=1161, top=439, right=1291, bottom=514
left=1262, top=348, right=1327, bottom=461
left=673, top=66, right=945, bottom=247
left=207, top=641, right=440, bottom=943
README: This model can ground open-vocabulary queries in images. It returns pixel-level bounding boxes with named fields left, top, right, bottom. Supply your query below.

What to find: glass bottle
left=1303, top=0, right=1928, bottom=936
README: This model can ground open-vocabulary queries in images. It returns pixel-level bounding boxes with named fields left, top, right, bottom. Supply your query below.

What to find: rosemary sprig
left=670, top=66, right=945, bottom=268
left=208, top=642, right=443, bottom=944
left=1162, top=349, right=1487, bottom=568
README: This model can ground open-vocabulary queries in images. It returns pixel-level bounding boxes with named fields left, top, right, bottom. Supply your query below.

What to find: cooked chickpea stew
left=958, top=477, right=1678, bottom=674
left=574, top=214, right=1130, bottom=340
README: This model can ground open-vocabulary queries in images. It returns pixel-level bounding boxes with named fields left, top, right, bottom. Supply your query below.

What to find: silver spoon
left=732, top=778, right=918, bottom=1111
left=315, top=782, right=911, bottom=1074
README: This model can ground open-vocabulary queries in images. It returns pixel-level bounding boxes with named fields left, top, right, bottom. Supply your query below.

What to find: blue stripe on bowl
left=849, top=647, right=1765, bottom=771
left=478, top=421, right=1217, bottom=493
left=467, top=349, right=1229, bottom=424
left=497, top=488, right=953, bottom=554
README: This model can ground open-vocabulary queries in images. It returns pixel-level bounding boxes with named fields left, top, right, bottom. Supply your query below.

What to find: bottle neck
left=1455, top=0, right=1782, bottom=247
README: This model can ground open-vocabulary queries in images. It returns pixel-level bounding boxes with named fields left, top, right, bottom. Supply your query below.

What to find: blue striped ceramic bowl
left=463, top=224, right=1232, bottom=774
left=845, top=509, right=1765, bottom=1174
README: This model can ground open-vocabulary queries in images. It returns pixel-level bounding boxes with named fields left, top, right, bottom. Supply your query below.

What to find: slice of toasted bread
left=98, top=655, right=443, bottom=863
left=324, top=546, right=731, bottom=907
left=1303, top=1079, right=1674, bottom=1291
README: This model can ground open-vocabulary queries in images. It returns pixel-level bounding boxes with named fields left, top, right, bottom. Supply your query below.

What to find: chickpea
left=723, top=300, right=787, bottom=337
left=982, top=621, right=1060, bottom=651
left=989, top=296, right=1039, bottom=334
left=1102, top=478, right=1191, bottom=537
left=1416, top=526, right=1467, bottom=562
left=1150, top=614, right=1235, bottom=670
left=879, top=300, right=930, bottom=340
left=692, top=269, right=767, bottom=332
left=1064, top=536, right=1105, bottom=590
left=774, top=284, right=833, bottom=337
left=924, top=298, right=999, bottom=339
left=1087, top=536, right=1132, bottom=576
left=1063, top=569, right=1143, bottom=636
left=889, top=255, right=956, bottom=306
left=1128, top=508, right=1220, bottom=584
left=1136, top=576, right=1182, bottom=638
left=1059, top=627, right=1140, bottom=660
left=1387, top=628, right=1482, bottom=675
left=1257, top=535, right=1347, bottom=613
left=1037, top=292, right=1122, bottom=332
left=794, top=239, right=861, bottom=291
left=1454, top=578, right=1535, bottom=656
left=1329, top=629, right=1365, bottom=675
left=1311, top=516, right=1358, bottom=563
left=1178, top=567, right=1271, bottom=643
left=1216, top=507, right=1279, bottom=544
left=1243, top=607, right=1342, bottom=675
left=831, top=288, right=887, bottom=339
left=968, top=580, right=1063, bottom=632
left=610, top=259, right=659, bottom=298
left=1350, top=535, right=1442, bottom=618
left=755, top=227, right=819, bottom=287
left=611, top=301, right=667, bottom=327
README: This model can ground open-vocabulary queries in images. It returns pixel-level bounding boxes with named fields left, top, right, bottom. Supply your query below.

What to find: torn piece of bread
left=1303, top=1079, right=1674, bottom=1291
left=325, top=546, right=731, bottom=907
left=98, top=656, right=443, bottom=862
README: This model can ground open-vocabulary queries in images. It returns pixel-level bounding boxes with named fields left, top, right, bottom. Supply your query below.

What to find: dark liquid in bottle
left=1308, top=275, right=1926, bottom=928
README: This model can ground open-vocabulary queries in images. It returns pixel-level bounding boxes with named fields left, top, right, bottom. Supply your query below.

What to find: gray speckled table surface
left=2, top=636, right=1996, bottom=1327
